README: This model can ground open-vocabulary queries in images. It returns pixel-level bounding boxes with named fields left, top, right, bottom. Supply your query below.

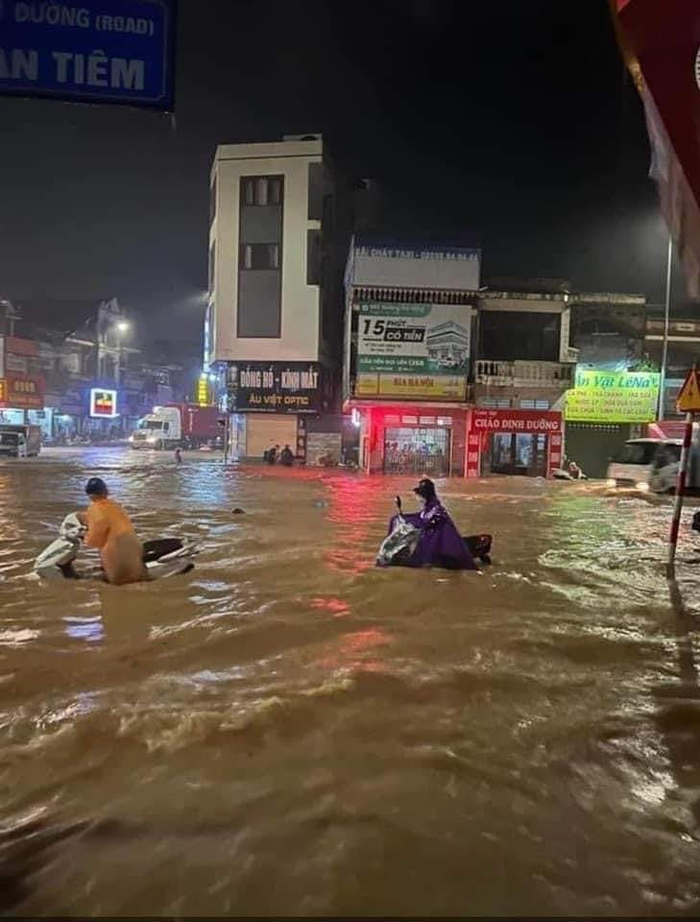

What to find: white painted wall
left=208, top=140, right=322, bottom=366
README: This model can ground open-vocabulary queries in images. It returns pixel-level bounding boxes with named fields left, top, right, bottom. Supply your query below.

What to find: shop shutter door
left=246, top=414, right=297, bottom=459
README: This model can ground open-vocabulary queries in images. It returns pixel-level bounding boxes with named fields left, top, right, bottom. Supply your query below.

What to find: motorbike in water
left=33, top=513, right=198, bottom=581
left=376, top=496, right=492, bottom=569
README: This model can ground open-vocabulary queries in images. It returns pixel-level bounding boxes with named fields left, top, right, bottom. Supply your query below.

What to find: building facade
left=1, top=297, right=190, bottom=441
left=344, top=248, right=579, bottom=479
left=566, top=292, right=652, bottom=477
left=471, top=288, right=577, bottom=477
left=206, top=135, right=355, bottom=461
left=344, top=236, right=481, bottom=477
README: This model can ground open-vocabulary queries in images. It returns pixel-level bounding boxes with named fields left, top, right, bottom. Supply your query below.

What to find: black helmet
left=85, top=477, right=108, bottom=497
left=413, top=478, right=436, bottom=501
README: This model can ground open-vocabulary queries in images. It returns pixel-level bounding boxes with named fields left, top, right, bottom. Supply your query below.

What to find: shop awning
left=611, top=0, right=700, bottom=296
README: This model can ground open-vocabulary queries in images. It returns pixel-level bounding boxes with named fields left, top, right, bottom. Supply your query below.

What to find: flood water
left=1, top=446, right=700, bottom=916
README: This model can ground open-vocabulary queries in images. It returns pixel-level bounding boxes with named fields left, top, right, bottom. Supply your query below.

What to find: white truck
left=130, top=404, right=221, bottom=450
left=0, top=424, right=41, bottom=459
left=606, top=436, right=700, bottom=494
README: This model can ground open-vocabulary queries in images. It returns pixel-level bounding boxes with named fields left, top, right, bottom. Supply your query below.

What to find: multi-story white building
left=206, top=135, right=354, bottom=461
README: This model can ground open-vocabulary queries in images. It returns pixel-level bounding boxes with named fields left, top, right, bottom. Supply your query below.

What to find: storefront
left=0, top=372, right=47, bottom=433
left=564, top=369, right=660, bottom=478
left=225, top=361, right=324, bottom=462
left=466, top=408, right=563, bottom=478
left=352, top=404, right=468, bottom=476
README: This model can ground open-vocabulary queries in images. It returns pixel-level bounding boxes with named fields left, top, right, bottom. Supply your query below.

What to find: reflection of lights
left=311, top=597, right=350, bottom=617
left=63, top=617, right=104, bottom=643
left=317, top=628, right=392, bottom=672
left=351, top=408, right=361, bottom=428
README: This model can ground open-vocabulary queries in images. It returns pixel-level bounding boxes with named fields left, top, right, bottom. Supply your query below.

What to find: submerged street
left=0, top=447, right=699, bottom=915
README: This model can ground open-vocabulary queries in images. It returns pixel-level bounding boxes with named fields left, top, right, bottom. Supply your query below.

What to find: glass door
left=384, top=427, right=451, bottom=476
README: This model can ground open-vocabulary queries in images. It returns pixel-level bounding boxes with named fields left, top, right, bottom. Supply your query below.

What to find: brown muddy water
left=1, top=446, right=700, bottom=916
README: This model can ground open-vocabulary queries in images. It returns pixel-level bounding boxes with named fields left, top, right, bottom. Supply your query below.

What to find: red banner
left=470, top=409, right=562, bottom=433
left=0, top=375, right=45, bottom=410
left=613, top=0, right=700, bottom=296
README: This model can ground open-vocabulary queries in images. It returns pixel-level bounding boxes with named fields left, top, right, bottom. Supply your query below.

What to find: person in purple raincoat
left=388, top=478, right=477, bottom=570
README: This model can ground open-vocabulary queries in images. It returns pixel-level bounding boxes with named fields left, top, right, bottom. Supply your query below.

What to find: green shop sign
left=565, top=370, right=660, bottom=423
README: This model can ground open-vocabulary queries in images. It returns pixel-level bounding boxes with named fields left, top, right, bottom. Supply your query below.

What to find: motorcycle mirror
left=395, top=495, right=402, bottom=511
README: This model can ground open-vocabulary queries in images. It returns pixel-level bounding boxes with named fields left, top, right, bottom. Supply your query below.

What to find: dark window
left=238, top=176, right=284, bottom=338
left=307, top=230, right=321, bottom=285
left=479, top=311, right=561, bottom=361
left=242, top=176, right=282, bottom=206
left=241, top=243, right=280, bottom=270
left=208, top=242, right=215, bottom=290
left=238, top=272, right=282, bottom=337
left=308, top=163, right=324, bottom=220
left=613, top=442, right=658, bottom=465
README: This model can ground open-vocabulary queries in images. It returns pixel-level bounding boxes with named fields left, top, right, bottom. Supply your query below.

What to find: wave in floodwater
left=1, top=447, right=700, bottom=916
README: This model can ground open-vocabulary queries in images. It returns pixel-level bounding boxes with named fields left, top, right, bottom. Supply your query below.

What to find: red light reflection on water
left=316, top=627, right=392, bottom=674
left=321, top=475, right=384, bottom=575
left=310, top=597, right=351, bottom=617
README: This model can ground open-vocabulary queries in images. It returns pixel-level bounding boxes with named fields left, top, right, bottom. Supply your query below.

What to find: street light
left=114, top=319, right=131, bottom=389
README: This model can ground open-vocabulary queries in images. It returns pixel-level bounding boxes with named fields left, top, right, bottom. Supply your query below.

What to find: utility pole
left=658, top=234, right=673, bottom=420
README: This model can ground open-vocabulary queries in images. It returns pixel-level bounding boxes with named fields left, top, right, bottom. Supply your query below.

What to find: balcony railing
left=475, top=360, right=575, bottom=387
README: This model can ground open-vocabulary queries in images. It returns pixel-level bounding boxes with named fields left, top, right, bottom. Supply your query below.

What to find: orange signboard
left=0, top=376, right=44, bottom=409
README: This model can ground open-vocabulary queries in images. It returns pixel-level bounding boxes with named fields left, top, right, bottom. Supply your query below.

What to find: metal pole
left=667, top=409, right=693, bottom=579
left=658, top=234, right=673, bottom=421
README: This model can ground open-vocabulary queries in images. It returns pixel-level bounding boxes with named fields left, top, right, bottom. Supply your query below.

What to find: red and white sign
left=466, top=409, right=563, bottom=478
left=470, top=409, right=562, bottom=433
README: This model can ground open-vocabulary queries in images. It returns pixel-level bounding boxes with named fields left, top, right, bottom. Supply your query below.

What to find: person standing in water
left=79, top=478, right=145, bottom=584
left=174, top=447, right=183, bottom=464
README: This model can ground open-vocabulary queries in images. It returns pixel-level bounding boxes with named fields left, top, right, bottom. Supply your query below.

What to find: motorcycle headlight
left=636, top=481, right=650, bottom=493
left=606, top=478, right=616, bottom=488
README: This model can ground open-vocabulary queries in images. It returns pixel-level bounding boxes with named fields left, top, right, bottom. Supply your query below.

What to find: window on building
left=308, top=163, right=324, bottom=220
left=477, top=396, right=512, bottom=408
left=520, top=399, right=550, bottom=409
left=241, top=243, right=280, bottom=270
left=208, top=242, right=216, bottom=290
left=479, top=311, right=561, bottom=362
left=307, top=230, right=321, bottom=285
left=242, top=177, right=282, bottom=206
left=238, top=176, right=283, bottom=338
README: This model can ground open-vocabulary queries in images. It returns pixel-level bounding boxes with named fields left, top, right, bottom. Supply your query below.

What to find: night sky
left=0, top=0, right=688, bottom=350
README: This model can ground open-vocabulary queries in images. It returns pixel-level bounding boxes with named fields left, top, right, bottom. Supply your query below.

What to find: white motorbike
left=33, top=513, right=198, bottom=581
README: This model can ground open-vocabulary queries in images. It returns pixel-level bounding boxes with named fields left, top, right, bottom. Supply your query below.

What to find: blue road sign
left=0, top=0, right=176, bottom=110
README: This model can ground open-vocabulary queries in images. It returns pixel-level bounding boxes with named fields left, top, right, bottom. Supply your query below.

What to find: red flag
left=612, top=0, right=700, bottom=296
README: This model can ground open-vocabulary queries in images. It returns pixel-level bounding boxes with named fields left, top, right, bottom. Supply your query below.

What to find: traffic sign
left=676, top=367, right=700, bottom=412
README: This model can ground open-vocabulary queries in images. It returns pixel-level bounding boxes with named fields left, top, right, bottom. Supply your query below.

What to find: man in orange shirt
left=80, top=478, right=145, bottom=585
